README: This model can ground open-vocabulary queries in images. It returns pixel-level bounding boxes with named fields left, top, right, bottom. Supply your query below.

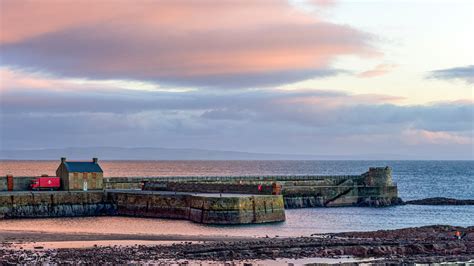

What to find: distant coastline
left=0, top=146, right=464, bottom=160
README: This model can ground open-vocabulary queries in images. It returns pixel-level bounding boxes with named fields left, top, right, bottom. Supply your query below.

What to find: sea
left=0, top=160, right=473, bottom=237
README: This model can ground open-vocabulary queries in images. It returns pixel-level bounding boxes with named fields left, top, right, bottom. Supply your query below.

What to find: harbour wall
left=103, top=175, right=359, bottom=189
left=142, top=182, right=278, bottom=195
left=0, top=167, right=402, bottom=221
left=283, top=184, right=400, bottom=208
left=0, top=176, right=36, bottom=191
left=112, top=191, right=285, bottom=224
left=0, top=191, right=114, bottom=219
left=105, top=167, right=401, bottom=208
left=0, top=191, right=285, bottom=224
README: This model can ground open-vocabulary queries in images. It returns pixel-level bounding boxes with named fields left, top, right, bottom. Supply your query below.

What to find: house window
left=83, top=172, right=88, bottom=179
left=92, top=173, right=97, bottom=179
left=74, top=173, right=78, bottom=178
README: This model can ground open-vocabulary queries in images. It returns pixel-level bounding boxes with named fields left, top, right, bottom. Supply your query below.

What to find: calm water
left=0, top=160, right=473, bottom=236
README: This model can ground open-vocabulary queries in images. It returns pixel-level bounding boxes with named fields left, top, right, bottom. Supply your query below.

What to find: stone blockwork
left=283, top=167, right=400, bottom=208
left=105, top=175, right=358, bottom=187
left=111, top=191, right=285, bottom=224
left=114, top=167, right=401, bottom=208
left=362, top=167, right=393, bottom=187
left=1, top=166, right=400, bottom=224
left=0, top=191, right=115, bottom=218
left=0, top=191, right=285, bottom=224
left=143, top=182, right=277, bottom=195
left=0, top=176, right=36, bottom=191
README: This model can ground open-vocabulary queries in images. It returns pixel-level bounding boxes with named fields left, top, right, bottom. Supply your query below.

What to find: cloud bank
left=1, top=1, right=472, bottom=159
left=1, top=71, right=472, bottom=159
left=429, top=65, right=474, bottom=84
left=0, top=0, right=374, bottom=88
left=358, top=64, right=397, bottom=78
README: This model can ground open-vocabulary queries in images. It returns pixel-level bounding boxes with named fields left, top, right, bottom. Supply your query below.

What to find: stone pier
left=0, top=167, right=400, bottom=224
left=112, top=190, right=285, bottom=224
left=0, top=191, right=114, bottom=219
left=0, top=190, right=285, bottom=224
left=113, top=167, right=401, bottom=208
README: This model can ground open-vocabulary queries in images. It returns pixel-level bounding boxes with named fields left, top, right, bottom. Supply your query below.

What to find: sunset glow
left=0, top=0, right=473, bottom=159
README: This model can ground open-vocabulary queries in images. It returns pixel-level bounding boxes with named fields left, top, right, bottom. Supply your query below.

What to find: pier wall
left=0, top=191, right=115, bottom=218
left=0, top=176, right=36, bottom=191
left=0, top=166, right=399, bottom=225
left=0, top=191, right=285, bottom=224
left=103, top=175, right=358, bottom=190
left=114, top=167, right=401, bottom=208
left=143, top=182, right=276, bottom=195
left=112, top=191, right=285, bottom=224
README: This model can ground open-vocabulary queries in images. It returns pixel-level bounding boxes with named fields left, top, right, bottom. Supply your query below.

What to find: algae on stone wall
left=0, top=191, right=115, bottom=219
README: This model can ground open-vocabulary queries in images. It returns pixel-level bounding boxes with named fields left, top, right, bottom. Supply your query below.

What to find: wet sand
left=0, top=230, right=250, bottom=243
left=1, top=225, right=473, bottom=264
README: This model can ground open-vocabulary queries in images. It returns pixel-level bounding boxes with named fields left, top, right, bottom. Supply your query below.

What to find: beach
left=1, top=225, right=473, bottom=264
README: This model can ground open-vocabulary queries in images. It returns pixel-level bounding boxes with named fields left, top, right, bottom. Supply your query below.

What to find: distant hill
left=0, top=147, right=324, bottom=160
left=0, top=147, right=411, bottom=160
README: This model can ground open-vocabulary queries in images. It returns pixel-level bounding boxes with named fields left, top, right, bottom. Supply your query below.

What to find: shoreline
left=1, top=225, right=473, bottom=264
left=0, top=230, right=252, bottom=243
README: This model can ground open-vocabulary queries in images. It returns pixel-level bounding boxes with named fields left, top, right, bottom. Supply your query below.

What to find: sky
left=0, top=0, right=473, bottom=159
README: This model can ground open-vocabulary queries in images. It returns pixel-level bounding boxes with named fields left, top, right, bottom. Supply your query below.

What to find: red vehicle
left=30, top=175, right=61, bottom=191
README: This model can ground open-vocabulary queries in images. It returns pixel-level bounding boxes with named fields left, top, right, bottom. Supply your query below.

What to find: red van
left=30, top=175, right=60, bottom=191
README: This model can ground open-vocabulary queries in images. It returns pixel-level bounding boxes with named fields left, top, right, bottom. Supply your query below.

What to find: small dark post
left=61, top=157, right=66, bottom=163
left=7, top=175, right=13, bottom=191
left=92, top=158, right=98, bottom=164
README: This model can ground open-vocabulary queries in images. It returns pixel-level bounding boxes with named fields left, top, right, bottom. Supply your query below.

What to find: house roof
left=64, top=162, right=103, bottom=173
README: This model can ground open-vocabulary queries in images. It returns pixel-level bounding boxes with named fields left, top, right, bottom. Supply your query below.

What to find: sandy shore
left=0, top=230, right=251, bottom=243
left=1, top=225, right=473, bottom=264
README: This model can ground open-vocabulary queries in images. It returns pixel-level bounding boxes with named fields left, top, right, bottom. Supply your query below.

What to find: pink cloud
left=358, top=64, right=397, bottom=78
left=2, top=1, right=342, bottom=43
left=1, top=0, right=376, bottom=88
left=275, top=92, right=404, bottom=109
left=0, top=67, right=179, bottom=93
left=403, top=129, right=472, bottom=145
left=309, top=0, right=337, bottom=8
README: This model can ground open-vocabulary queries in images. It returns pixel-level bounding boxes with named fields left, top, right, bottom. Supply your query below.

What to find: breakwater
left=113, top=191, right=285, bottom=224
left=0, top=167, right=399, bottom=224
left=0, top=191, right=285, bottom=224
left=0, top=191, right=114, bottom=218
left=107, top=167, right=401, bottom=208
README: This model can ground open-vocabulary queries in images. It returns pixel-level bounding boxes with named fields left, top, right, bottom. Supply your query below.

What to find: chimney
left=61, top=157, right=66, bottom=163
left=92, top=157, right=98, bottom=164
